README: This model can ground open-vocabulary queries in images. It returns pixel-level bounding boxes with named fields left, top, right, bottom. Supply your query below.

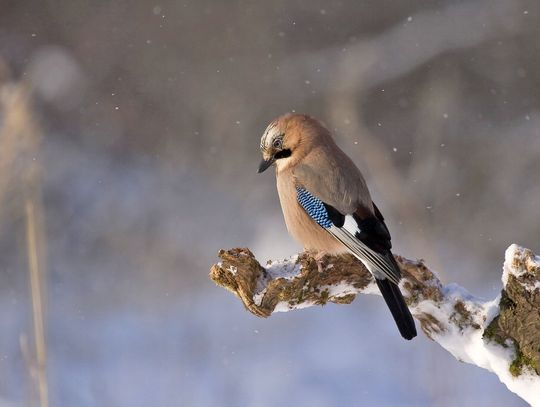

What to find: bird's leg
left=312, top=251, right=327, bottom=273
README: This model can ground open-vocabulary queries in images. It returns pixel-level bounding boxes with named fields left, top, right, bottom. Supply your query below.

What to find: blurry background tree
left=0, top=0, right=538, bottom=406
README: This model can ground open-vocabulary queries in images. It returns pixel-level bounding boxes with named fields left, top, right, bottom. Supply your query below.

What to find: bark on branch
left=210, top=244, right=540, bottom=405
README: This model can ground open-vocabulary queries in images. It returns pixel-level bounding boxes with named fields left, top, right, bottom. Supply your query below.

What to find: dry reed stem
left=25, top=200, right=48, bottom=407
left=0, top=75, right=48, bottom=407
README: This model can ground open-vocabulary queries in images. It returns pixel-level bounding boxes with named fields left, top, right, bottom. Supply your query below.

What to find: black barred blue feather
left=296, top=187, right=333, bottom=228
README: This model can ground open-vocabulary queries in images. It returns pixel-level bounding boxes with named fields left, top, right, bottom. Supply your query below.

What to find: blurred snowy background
left=0, top=0, right=539, bottom=406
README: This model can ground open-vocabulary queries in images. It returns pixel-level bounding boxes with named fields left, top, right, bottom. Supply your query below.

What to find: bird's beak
left=257, top=156, right=275, bottom=173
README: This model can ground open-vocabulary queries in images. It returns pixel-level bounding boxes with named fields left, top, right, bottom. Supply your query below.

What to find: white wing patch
left=343, top=214, right=361, bottom=235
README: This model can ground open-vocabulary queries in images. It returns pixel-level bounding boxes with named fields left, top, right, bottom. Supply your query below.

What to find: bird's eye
left=272, top=138, right=283, bottom=149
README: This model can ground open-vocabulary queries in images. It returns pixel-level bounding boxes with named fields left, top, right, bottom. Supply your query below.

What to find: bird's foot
left=313, top=251, right=327, bottom=273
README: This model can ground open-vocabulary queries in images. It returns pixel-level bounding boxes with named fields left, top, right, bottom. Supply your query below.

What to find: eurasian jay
left=258, top=113, right=417, bottom=340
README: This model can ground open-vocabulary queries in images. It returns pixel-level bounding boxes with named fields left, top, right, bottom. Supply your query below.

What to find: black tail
left=375, top=278, right=417, bottom=340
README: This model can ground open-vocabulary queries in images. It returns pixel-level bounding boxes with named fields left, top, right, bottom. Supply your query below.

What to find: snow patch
left=265, top=255, right=302, bottom=280
left=252, top=255, right=303, bottom=306
left=320, top=282, right=358, bottom=298
left=360, top=280, right=381, bottom=296
left=253, top=288, right=267, bottom=306
left=502, top=243, right=540, bottom=293
left=274, top=300, right=316, bottom=313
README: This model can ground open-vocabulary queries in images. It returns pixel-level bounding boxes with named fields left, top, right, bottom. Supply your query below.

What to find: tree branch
left=210, top=244, right=540, bottom=405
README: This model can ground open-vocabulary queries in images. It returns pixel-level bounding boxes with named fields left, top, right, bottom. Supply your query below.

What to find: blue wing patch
left=296, top=187, right=333, bottom=228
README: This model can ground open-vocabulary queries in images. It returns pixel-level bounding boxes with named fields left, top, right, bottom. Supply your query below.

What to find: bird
left=257, top=113, right=417, bottom=340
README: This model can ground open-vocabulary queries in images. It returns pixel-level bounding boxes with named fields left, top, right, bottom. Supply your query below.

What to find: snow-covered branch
left=210, top=244, right=540, bottom=405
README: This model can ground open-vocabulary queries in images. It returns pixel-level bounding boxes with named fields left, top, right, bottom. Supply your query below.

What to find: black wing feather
left=322, top=202, right=345, bottom=227
left=353, top=215, right=392, bottom=253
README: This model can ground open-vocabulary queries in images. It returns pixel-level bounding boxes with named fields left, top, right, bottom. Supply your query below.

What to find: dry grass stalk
left=25, top=199, right=48, bottom=407
left=0, top=72, right=48, bottom=407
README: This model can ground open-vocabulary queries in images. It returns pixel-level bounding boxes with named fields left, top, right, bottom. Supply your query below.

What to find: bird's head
left=258, top=113, right=324, bottom=173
